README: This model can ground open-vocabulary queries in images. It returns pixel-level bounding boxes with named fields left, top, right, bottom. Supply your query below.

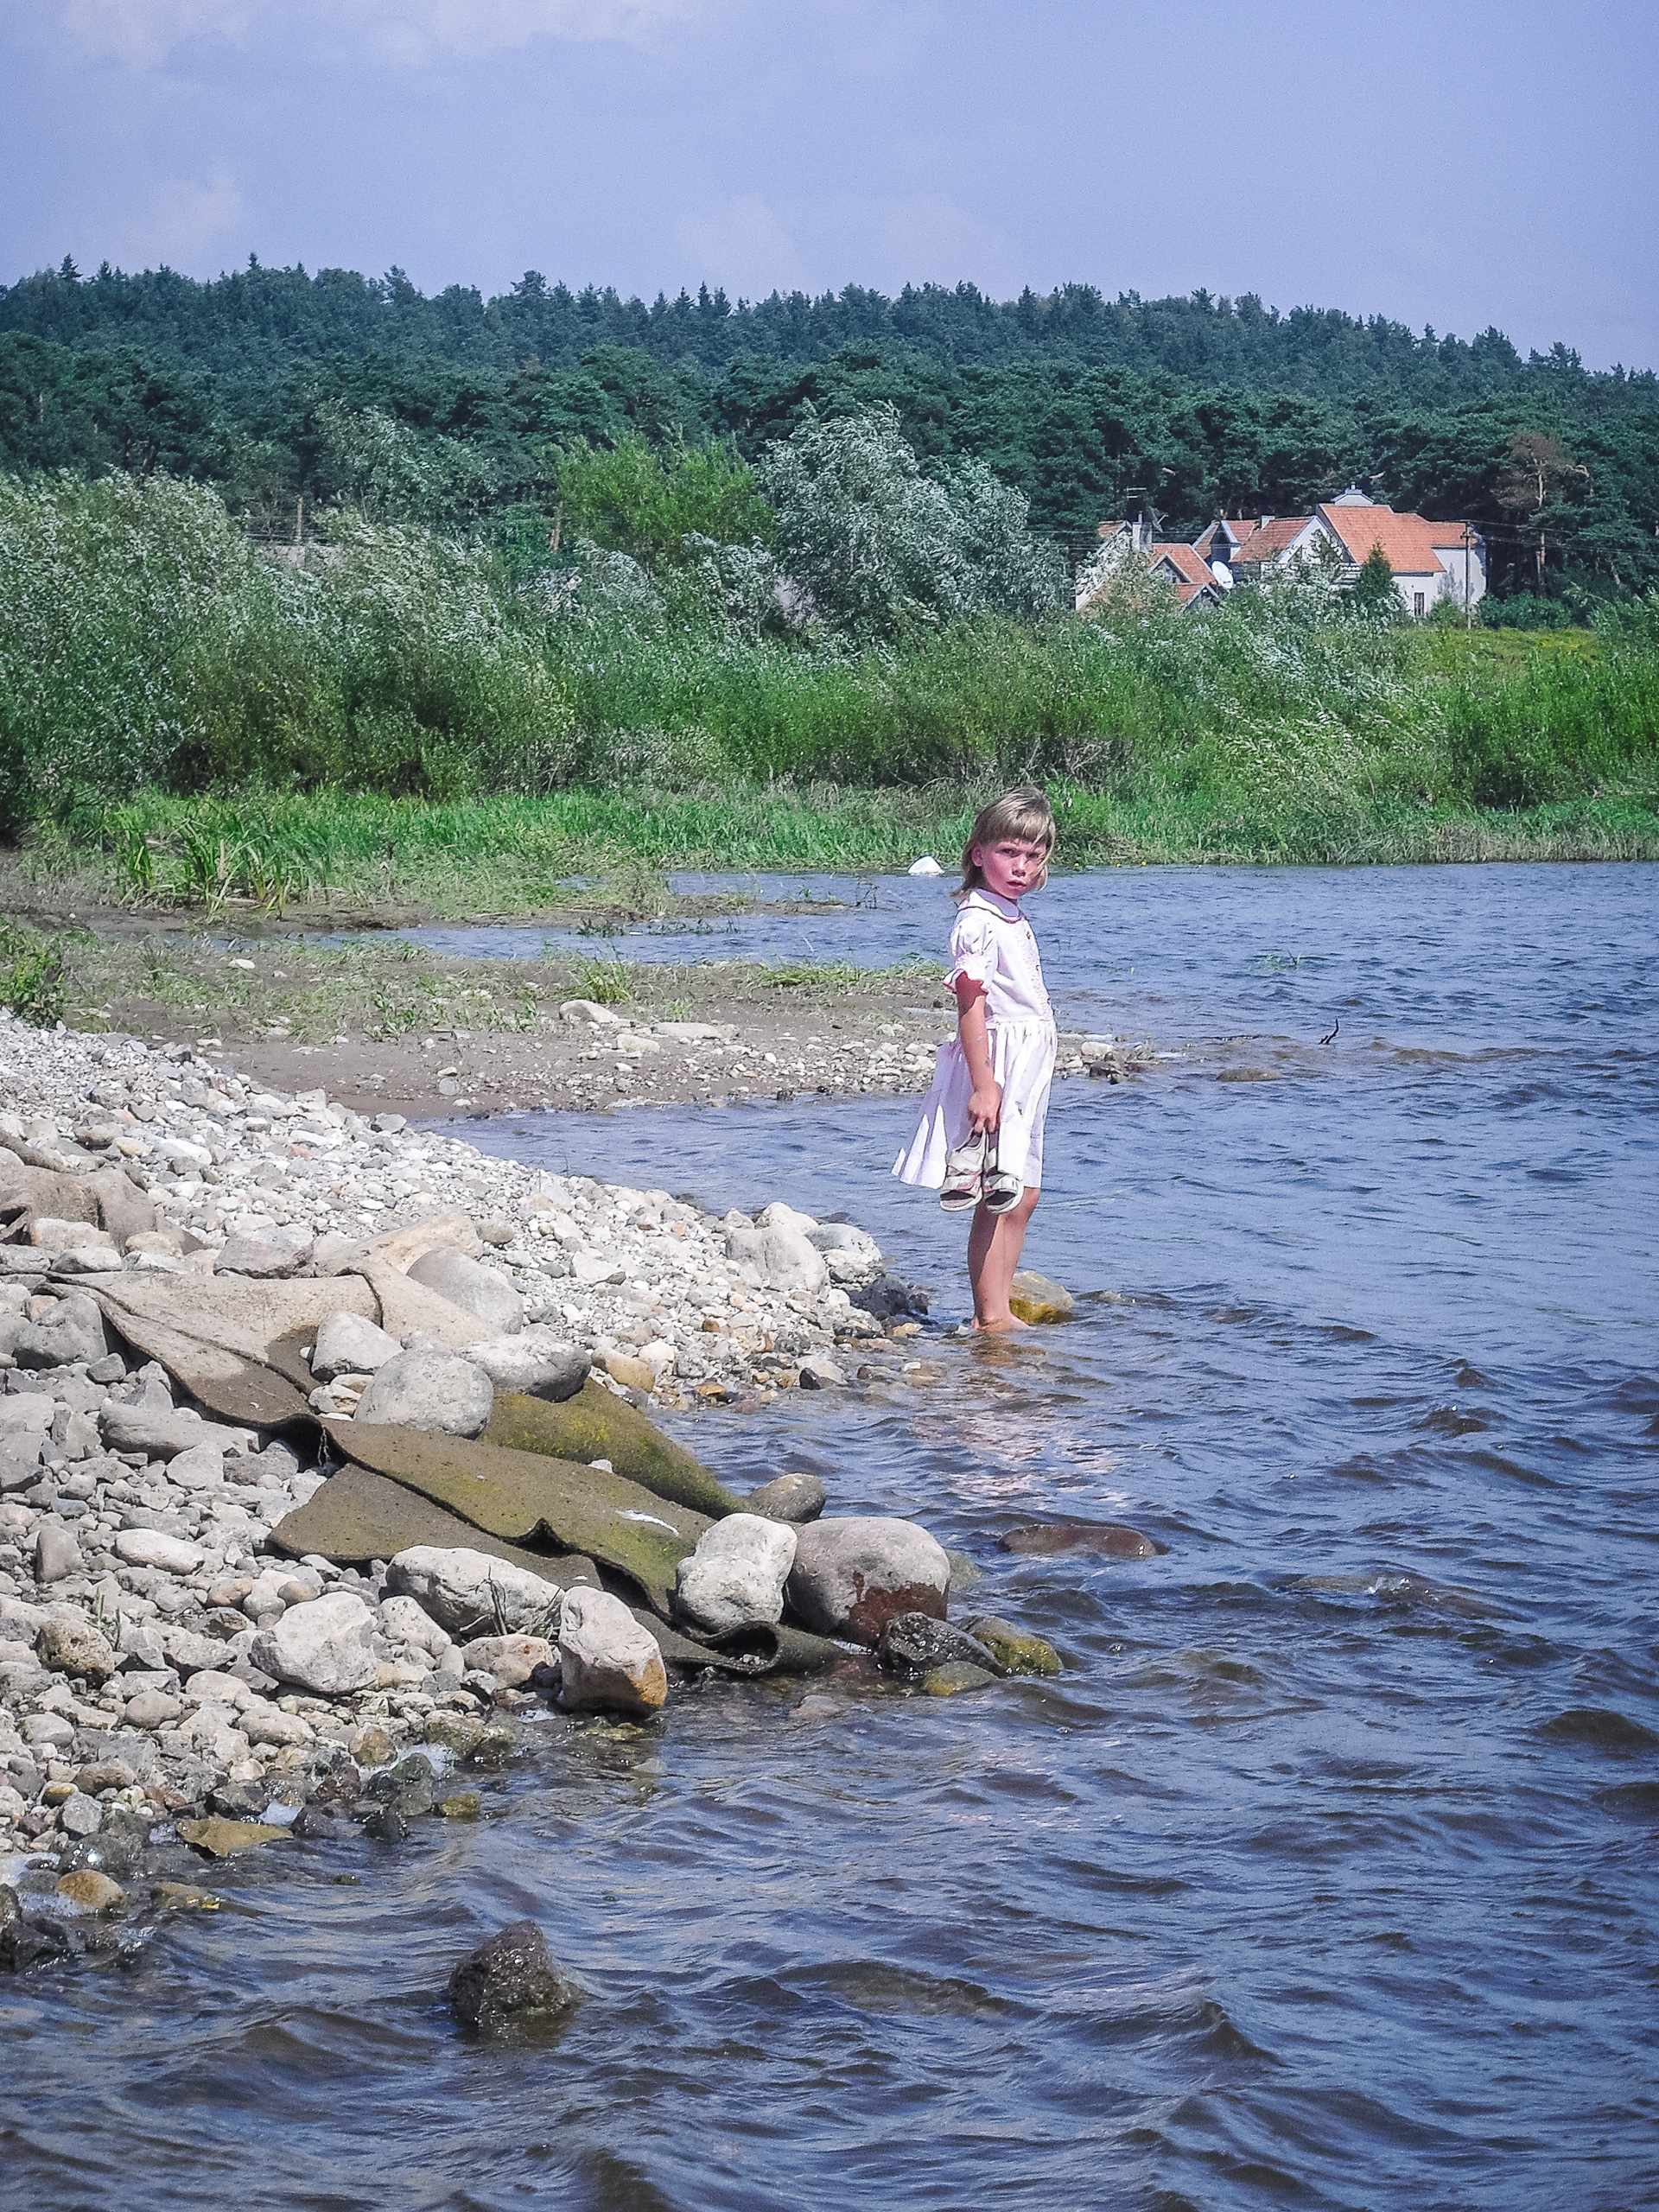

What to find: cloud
left=54, top=0, right=702, bottom=67
left=105, top=165, right=247, bottom=266
left=675, top=194, right=807, bottom=300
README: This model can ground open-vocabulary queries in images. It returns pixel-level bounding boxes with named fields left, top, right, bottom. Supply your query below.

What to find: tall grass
left=1, top=471, right=1656, bottom=896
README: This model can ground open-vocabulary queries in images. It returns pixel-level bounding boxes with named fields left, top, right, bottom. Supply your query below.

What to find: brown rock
left=1000, top=1521, right=1160, bottom=1560
left=785, top=1516, right=950, bottom=1647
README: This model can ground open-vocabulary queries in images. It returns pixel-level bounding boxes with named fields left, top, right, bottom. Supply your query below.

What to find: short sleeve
left=946, top=909, right=996, bottom=994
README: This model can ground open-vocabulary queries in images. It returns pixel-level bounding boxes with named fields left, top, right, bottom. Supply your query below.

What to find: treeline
left=2, top=258, right=1657, bottom=595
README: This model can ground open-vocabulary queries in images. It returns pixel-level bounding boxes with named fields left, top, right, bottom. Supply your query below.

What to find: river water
left=8, top=866, right=1657, bottom=2211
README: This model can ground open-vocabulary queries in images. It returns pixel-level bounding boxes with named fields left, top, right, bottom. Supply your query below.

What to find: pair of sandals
left=940, top=1128, right=1023, bottom=1214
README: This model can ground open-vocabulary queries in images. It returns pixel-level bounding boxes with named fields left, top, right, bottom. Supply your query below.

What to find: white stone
left=115, top=1528, right=204, bottom=1575
left=723, top=1222, right=829, bottom=1296
left=310, top=1310, right=403, bottom=1382
left=464, top=1327, right=588, bottom=1401
left=353, top=1349, right=495, bottom=1438
left=166, top=1442, right=226, bottom=1490
left=674, top=1513, right=797, bottom=1635
left=248, top=1590, right=378, bottom=1696
left=378, top=1593, right=456, bottom=1662
left=557, top=1587, right=666, bottom=1715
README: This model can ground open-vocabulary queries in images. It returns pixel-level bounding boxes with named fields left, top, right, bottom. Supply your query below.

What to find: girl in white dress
left=894, top=786, right=1058, bottom=1331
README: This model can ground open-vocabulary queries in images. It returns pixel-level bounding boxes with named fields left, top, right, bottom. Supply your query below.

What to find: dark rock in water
left=1001, top=1520, right=1160, bottom=1560
left=849, top=1274, right=929, bottom=1321
left=448, top=1919, right=579, bottom=2038
left=746, top=1472, right=826, bottom=1524
left=1, top=1908, right=69, bottom=1972
left=877, top=1612, right=1001, bottom=1679
left=308, top=1758, right=363, bottom=1809
left=361, top=1806, right=409, bottom=1844
left=82, top=1808, right=153, bottom=1878
left=365, top=1762, right=435, bottom=1818
left=1537, top=1708, right=1659, bottom=1751
left=1594, top=1781, right=1659, bottom=1816
left=294, top=1804, right=355, bottom=1841
left=209, top=1783, right=272, bottom=1820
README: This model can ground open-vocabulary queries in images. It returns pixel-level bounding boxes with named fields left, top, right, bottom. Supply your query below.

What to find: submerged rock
left=448, top=1919, right=580, bottom=2037
left=1000, top=1520, right=1160, bottom=1560
left=353, top=1350, right=495, bottom=1439
left=177, top=1816, right=293, bottom=1857
left=674, top=1513, right=797, bottom=1635
left=558, top=1587, right=667, bottom=1716
left=56, top=1869, right=124, bottom=1914
left=922, top=1662, right=998, bottom=1696
left=1007, top=1271, right=1076, bottom=1324
left=786, top=1517, right=950, bottom=1647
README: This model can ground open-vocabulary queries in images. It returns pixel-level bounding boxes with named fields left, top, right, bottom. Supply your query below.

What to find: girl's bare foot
left=970, top=1313, right=1031, bottom=1332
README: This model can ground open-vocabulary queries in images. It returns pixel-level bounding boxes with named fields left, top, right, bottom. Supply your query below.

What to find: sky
left=3, top=0, right=1656, bottom=370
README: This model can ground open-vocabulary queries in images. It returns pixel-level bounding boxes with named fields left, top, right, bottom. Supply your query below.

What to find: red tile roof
left=1230, top=515, right=1310, bottom=564
left=1151, top=543, right=1220, bottom=603
left=1317, top=503, right=1471, bottom=575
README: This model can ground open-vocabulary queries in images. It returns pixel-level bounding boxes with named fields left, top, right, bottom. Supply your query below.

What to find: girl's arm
left=956, top=976, right=1001, bottom=1132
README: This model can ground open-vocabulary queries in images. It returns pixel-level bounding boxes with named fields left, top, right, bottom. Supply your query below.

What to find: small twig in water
left=1319, top=1018, right=1340, bottom=1045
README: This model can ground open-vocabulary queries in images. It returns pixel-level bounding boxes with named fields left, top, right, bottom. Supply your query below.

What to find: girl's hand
left=968, top=1080, right=1002, bottom=1134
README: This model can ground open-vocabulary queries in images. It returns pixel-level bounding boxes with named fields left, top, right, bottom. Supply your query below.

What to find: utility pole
left=1463, top=524, right=1473, bottom=630
left=295, top=495, right=304, bottom=548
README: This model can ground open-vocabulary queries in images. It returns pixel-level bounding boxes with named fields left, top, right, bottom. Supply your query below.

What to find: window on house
left=1413, top=592, right=1425, bottom=617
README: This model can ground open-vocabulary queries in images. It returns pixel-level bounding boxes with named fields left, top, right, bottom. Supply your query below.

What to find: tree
left=1350, top=543, right=1399, bottom=617
left=553, top=433, right=769, bottom=569
left=759, top=403, right=1063, bottom=640
left=1497, top=429, right=1590, bottom=592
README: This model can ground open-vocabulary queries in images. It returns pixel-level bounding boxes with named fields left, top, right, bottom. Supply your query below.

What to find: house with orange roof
left=1076, top=514, right=1223, bottom=613
left=1209, top=490, right=1486, bottom=614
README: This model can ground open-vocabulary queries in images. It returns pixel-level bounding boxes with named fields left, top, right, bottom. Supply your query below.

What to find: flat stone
left=458, top=1633, right=555, bottom=1688
left=483, top=1380, right=741, bottom=1517
left=746, top=1472, right=826, bottom=1523
left=10, top=1292, right=109, bottom=1369
left=448, top=1918, right=580, bottom=2036
left=596, top=1350, right=656, bottom=1394
left=786, top=1516, right=951, bottom=1647
left=124, top=1689, right=181, bottom=1726
left=99, top=1406, right=208, bottom=1459
left=876, top=1612, right=1001, bottom=1679
left=1007, top=1270, right=1076, bottom=1324
left=558, top=1587, right=667, bottom=1717
left=968, top=1616, right=1063, bottom=1677
left=558, top=999, right=626, bottom=1027
left=250, top=1590, right=378, bottom=1696
left=166, top=1442, right=226, bottom=1491
left=177, top=1815, right=291, bottom=1857
left=436, top=1792, right=480, bottom=1820
left=217, top=1225, right=315, bottom=1277
left=353, top=1350, right=495, bottom=1439
left=116, top=1528, right=204, bottom=1575
left=674, top=1513, right=797, bottom=1635
left=407, top=1248, right=524, bottom=1335
left=58, top=1790, right=103, bottom=1837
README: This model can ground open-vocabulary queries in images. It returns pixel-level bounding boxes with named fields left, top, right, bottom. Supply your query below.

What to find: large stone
left=310, top=1311, right=403, bottom=1382
left=785, top=1517, right=950, bottom=1647
left=385, top=1546, right=568, bottom=1640
left=465, top=1330, right=588, bottom=1402
left=217, top=1225, right=315, bottom=1277
left=115, top=1529, right=203, bottom=1575
left=166, top=1442, right=226, bottom=1491
left=674, top=1513, right=797, bottom=1636
left=407, top=1249, right=524, bottom=1336
left=10, top=1292, right=108, bottom=1370
left=378, top=1592, right=456, bottom=1663
left=177, top=1816, right=291, bottom=1857
left=353, top=1350, right=495, bottom=1438
left=746, top=1472, right=826, bottom=1524
left=448, top=1919, right=579, bottom=2037
left=57, top=1869, right=124, bottom=1914
left=876, top=1611, right=1001, bottom=1679
left=99, top=1405, right=212, bottom=1459
left=37, top=1617, right=118, bottom=1682
left=557, top=1587, right=666, bottom=1716
left=248, top=1590, right=378, bottom=1696
left=1007, top=1270, right=1076, bottom=1324
left=723, top=1222, right=828, bottom=1297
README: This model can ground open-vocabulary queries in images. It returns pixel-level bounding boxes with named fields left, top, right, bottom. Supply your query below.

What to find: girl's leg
left=967, top=1186, right=1040, bottom=1330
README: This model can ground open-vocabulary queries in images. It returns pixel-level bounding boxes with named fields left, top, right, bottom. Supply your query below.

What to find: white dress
left=893, top=887, right=1057, bottom=1191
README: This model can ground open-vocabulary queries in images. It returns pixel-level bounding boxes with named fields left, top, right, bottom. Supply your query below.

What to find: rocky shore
left=0, top=1008, right=1066, bottom=1969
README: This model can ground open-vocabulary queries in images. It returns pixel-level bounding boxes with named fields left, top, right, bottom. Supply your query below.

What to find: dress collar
left=962, top=887, right=1023, bottom=922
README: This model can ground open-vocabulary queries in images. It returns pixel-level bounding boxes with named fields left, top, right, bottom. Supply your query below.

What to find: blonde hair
left=957, top=785, right=1057, bottom=897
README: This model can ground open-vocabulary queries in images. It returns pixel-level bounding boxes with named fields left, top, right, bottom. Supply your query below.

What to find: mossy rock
left=323, top=1415, right=711, bottom=1615
left=485, top=1381, right=745, bottom=1519
left=968, top=1616, right=1062, bottom=1678
left=1007, top=1271, right=1077, bottom=1325
left=271, top=1463, right=601, bottom=1592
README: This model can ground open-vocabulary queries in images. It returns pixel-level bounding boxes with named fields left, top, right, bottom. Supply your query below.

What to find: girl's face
left=972, top=837, right=1049, bottom=902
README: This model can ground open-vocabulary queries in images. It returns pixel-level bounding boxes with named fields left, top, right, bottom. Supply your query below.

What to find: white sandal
left=939, top=1132, right=986, bottom=1211
left=981, top=1131, right=1023, bottom=1214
